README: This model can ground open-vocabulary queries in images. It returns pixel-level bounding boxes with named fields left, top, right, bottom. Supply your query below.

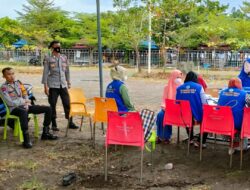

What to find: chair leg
left=230, top=138, right=233, bottom=168
left=187, top=127, right=191, bottom=156
left=18, top=120, right=23, bottom=143
left=93, top=123, right=96, bottom=148
left=79, top=116, right=84, bottom=132
left=200, top=133, right=203, bottom=161
left=33, top=115, right=39, bottom=138
left=13, top=119, right=18, bottom=137
left=101, top=123, right=105, bottom=135
left=104, top=146, right=108, bottom=181
left=240, top=138, right=243, bottom=170
left=3, top=118, right=8, bottom=140
left=214, top=134, right=217, bottom=150
left=177, top=127, right=180, bottom=144
left=89, top=117, right=93, bottom=140
left=140, top=149, right=144, bottom=184
left=65, top=120, right=70, bottom=137
left=150, top=142, right=153, bottom=172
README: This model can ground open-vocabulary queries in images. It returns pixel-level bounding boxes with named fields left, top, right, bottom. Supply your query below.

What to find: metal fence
left=0, top=48, right=249, bottom=68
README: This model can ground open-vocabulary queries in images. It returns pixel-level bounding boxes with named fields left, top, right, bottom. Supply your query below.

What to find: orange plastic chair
left=240, top=107, right=250, bottom=169
left=93, top=97, right=118, bottom=146
left=105, top=111, right=144, bottom=183
left=200, top=105, right=235, bottom=168
left=65, top=88, right=93, bottom=138
left=163, top=99, right=193, bottom=155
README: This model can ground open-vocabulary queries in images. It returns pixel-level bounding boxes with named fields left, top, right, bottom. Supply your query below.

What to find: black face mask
left=53, top=47, right=61, bottom=53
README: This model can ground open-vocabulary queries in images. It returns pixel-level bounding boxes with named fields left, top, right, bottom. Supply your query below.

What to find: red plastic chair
left=240, top=107, right=250, bottom=169
left=105, top=111, right=144, bottom=183
left=163, top=99, right=193, bottom=155
left=200, top=105, right=235, bottom=168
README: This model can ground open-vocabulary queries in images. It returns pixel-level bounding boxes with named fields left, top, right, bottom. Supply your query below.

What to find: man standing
left=42, top=40, right=78, bottom=131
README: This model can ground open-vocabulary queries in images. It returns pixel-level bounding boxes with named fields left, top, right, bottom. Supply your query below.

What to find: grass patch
left=18, top=177, right=45, bottom=190
left=7, top=160, right=39, bottom=172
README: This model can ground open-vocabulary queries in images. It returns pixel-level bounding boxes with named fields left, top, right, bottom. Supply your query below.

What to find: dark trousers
left=186, top=120, right=208, bottom=144
left=48, top=87, right=70, bottom=120
left=11, top=105, right=52, bottom=132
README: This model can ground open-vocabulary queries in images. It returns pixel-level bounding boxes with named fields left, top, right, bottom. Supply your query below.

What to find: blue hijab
left=238, top=58, right=250, bottom=87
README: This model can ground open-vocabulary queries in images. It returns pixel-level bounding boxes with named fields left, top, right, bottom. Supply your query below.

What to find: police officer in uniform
left=42, top=40, right=78, bottom=131
left=0, top=67, right=57, bottom=148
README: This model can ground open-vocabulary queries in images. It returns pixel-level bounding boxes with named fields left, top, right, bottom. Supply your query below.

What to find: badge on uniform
left=50, top=63, right=56, bottom=68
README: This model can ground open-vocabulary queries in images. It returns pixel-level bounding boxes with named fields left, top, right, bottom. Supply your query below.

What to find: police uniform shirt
left=42, top=54, right=70, bottom=88
left=0, top=81, right=28, bottom=111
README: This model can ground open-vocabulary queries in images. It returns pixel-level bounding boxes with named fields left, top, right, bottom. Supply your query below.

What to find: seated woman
left=176, top=71, right=208, bottom=147
left=105, top=65, right=135, bottom=112
left=198, top=74, right=208, bottom=92
left=238, top=58, right=250, bottom=88
left=218, top=78, right=250, bottom=151
left=156, top=69, right=183, bottom=144
left=218, top=78, right=250, bottom=130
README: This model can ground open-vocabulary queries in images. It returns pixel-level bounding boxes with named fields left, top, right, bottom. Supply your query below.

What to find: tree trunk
left=89, top=48, right=94, bottom=65
left=135, top=48, right=141, bottom=73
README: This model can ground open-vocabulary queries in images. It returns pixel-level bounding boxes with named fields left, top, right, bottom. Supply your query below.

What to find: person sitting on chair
left=238, top=58, right=250, bottom=88
left=105, top=65, right=135, bottom=112
left=0, top=67, right=57, bottom=149
left=156, top=69, right=183, bottom=144
left=176, top=71, right=208, bottom=148
left=218, top=78, right=250, bottom=151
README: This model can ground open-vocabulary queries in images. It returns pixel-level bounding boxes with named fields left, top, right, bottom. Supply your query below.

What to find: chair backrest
left=68, top=88, right=86, bottom=104
left=241, top=107, right=250, bottom=138
left=93, top=97, right=118, bottom=123
left=106, top=111, right=144, bottom=148
left=140, top=109, right=156, bottom=142
left=163, top=99, right=192, bottom=128
left=201, top=105, right=234, bottom=138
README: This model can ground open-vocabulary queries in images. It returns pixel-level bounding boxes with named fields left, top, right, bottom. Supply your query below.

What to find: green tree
left=17, top=0, right=74, bottom=47
left=0, top=17, right=21, bottom=46
left=113, top=0, right=148, bottom=72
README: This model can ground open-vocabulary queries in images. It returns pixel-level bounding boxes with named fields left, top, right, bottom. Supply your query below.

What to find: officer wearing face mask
left=42, top=40, right=79, bottom=131
left=238, top=58, right=250, bottom=88
left=105, top=65, right=135, bottom=112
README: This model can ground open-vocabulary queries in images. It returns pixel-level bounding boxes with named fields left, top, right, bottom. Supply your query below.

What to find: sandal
left=164, top=139, right=171, bottom=144
left=156, top=137, right=163, bottom=144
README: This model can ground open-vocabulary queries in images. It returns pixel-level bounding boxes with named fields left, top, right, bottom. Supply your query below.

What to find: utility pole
left=148, top=0, right=152, bottom=74
left=96, top=0, right=103, bottom=97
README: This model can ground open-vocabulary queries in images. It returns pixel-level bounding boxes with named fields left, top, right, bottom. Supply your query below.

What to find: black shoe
left=69, top=122, right=79, bottom=129
left=41, top=132, right=58, bottom=140
left=22, top=141, right=32, bottom=148
left=62, top=172, right=77, bottom=186
left=52, top=126, right=60, bottom=131
left=23, top=131, right=32, bottom=148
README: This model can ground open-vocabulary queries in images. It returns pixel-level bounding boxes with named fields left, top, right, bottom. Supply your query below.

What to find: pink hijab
left=161, top=69, right=183, bottom=109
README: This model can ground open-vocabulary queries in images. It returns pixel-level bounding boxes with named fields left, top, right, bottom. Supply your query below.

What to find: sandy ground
left=0, top=67, right=250, bottom=190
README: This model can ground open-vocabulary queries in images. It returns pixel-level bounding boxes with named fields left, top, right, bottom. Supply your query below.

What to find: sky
left=0, top=0, right=246, bottom=19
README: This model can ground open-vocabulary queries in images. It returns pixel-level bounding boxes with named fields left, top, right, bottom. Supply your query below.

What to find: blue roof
left=13, top=39, right=28, bottom=48
left=140, top=40, right=159, bottom=49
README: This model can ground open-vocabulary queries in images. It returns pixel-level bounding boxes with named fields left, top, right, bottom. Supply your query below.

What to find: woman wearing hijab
left=106, top=65, right=135, bottom=112
left=176, top=71, right=208, bottom=147
left=156, top=69, right=183, bottom=144
left=218, top=78, right=250, bottom=152
left=238, top=58, right=250, bottom=88
left=198, top=75, right=208, bottom=92
left=218, top=78, right=250, bottom=130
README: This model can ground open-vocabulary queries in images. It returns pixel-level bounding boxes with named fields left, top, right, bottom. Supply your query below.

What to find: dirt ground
left=1, top=67, right=250, bottom=190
